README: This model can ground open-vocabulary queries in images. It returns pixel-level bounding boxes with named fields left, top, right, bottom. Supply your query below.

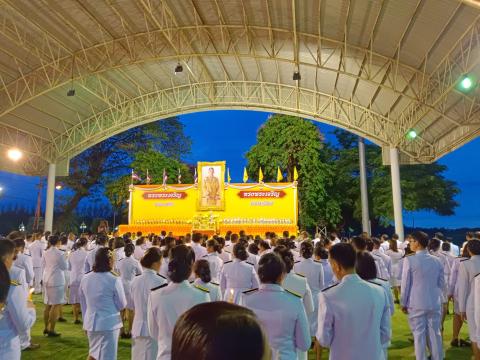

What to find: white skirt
left=88, top=329, right=120, bottom=360
left=43, top=285, right=66, bottom=305
left=132, top=336, right=158, bottom=360
left=69, top=284, right=80, bottom=304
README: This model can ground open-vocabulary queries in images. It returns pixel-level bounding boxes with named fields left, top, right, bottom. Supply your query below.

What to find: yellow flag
left=243, top=167, right=248, bottom=182
left=258, top=167, right=264, bottom=183
left=293, top=166, right=299, bottom=181
left=227, top=168, right=231, bottom=183
left=277, top=167, right=283, bottom=182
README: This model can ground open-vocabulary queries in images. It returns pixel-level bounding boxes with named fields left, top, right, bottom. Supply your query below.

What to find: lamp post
left=19, top=222, right=25, bottom=232
left=80, top=222, right=87, bottom=233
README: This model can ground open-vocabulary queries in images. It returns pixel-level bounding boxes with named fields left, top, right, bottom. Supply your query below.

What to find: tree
left=245, top=114, right=341, bottom=228
left=57, top=117, right=191, bottom=227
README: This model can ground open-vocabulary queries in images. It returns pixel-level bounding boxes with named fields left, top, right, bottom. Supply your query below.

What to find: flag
left=194, top=168, right=198, bottom=184
left=243, top=167, right=248, bottom=183
left=227, top=168, right=231, bottom=183
left=293, top=166, right=299, bottom=181
left=162, top=168, right=168, bottom=186
left=131, top=169, right=141, bottom=182
left=258, top=167, right=264, bottom=183
left=277, top=167, right=283, bottom=182
left=177, top=168, right=182, bottom=184
left=146, top=169, right=151, bottom=185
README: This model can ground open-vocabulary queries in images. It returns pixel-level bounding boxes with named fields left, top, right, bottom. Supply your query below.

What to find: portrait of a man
left=198, top=161, right=225, bottom=210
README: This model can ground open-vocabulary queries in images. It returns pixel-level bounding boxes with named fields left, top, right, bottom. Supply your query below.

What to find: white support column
left=44, top=163, right=56, bottom=232
left=358, top=137, right=370, bottom=234
left=389, top=148, right=404, bottom=241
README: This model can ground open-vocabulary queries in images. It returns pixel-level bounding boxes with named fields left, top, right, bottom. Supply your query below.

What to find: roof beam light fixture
left=7, top=148, right=23, bottom=161
left=406, top=129, right=417, bottom=140
left=458, top=74, right=476, bottom=92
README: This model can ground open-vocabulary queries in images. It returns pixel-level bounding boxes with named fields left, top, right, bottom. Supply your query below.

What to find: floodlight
left=7, top=148, right=22, bottom=161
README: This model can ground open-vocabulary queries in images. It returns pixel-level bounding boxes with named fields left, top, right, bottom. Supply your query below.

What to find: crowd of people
left=0, top=228, right=479, bottom=360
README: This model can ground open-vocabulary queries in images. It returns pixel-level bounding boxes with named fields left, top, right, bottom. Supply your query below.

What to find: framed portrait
left=197, top=161, right=226, bottom=211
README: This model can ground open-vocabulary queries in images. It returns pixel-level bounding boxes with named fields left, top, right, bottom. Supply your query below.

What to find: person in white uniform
left=68, top=237, right=88, bottom=324
left=401, top=231, right=444, bottom=360
left=42, top=235, right=68, bottom=337
left=131, top=247, right=167, bottom=360
left=457, top=239, right=480, bottom=357
left=29, top=232, right=45, bottom=294
left=203, top=239, right=224, bottom=283
left=79, top=247, right=127, bottom=360
left=352, top=236, right=389, bottom=280
left=240, top=252, right=311, bottom=359
left=84, top=234, right=108, bottom=273
left=191, top=233, right=208, bottom=260
left=148, top=244, right=211, bottom=360
left=219, top=243, right=259, bottom=304
left=317, top=242, right=391, bottom=360
left=474, top=272, right=480, bottom=356
left=193, top=259, right=222, bottom=301
left=112, top=237, right=126, bottom=273
left=215, top=237, right=231, bottom=263
left=13, top=239, right=34, bottom=288
left=314, top=246, right=335, bottom=288
left=385, top=239, right=404, bottom=304
left=118, top=243, right=143, bottom=338
left=0, top=239, right=36, bottom=360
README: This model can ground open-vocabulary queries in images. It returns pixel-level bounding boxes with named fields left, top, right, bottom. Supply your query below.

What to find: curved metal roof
left=0, top=0, right=479, bottom=175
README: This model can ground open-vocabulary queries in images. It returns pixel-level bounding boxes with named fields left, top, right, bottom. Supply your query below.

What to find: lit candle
left=228, top=289, right=234, bottom=303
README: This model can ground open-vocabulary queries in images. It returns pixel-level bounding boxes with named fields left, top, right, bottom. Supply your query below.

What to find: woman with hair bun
left=193, top=259, right=221, bottom=301
left=158, top=237, right=175, bottom=280
left=131, top=247, right=167, bottom=360
left=117, top=243, right=142, bottom=338
left=68, top=237, right=88, bottom=324
left=215, top=237, right=230, bottom=262
left=79, top=247, right=127, bottom=360
left=148, top=245, right=211, bottom=360
left=219, top=243, right=259, bottom=304
left=204, top=239, right=224, bottom=283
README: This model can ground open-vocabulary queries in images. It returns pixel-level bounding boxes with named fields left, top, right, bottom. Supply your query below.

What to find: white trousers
left=33, top=267, right=42, bottom=293
left=87, top=329, right=120, bottom=360
left=408, top=308, right=443, bottom=360
left=132, top=336, right=158, bottom=360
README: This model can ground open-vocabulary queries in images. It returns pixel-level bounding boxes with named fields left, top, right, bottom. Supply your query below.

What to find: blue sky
left=0, top=109, right=479, bottom=229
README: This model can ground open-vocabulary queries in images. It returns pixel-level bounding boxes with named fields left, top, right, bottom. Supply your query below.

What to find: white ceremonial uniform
left=380, top=241, right=390, bottom=252
left=202, top=252, right=224, bottom=283
left=158, top=257, right=170, bottom=280
left=84, top=245, right=104, bottom=273
left=68, top=248, right=88, bottom=304
left=372, top=250, right=391, bottom=280
left=42, top=247, right=68, bottom=305
left=219, top=259, right=260, bottom=304
left=29, top=240, right=44, bottom=293
left=370, top=277, right=394, bottom=359
left=317, top=274, right=391, bottom=360
left=191, top=242, right=208, bottom=261
left=457, top=255, right=480, bottom=343
left=240, top=283, right=311, bottom=360
left=318, top=259, right=335, bottom=288
left=293, top=258, right=324, bottom=334
left=450, top=242, right=460, bottom=257
left=134, top=245, right=145, bottom=261
left=218, top=250, right=231, bottom=263
left=473, top=275, right=480, bottom=342
left=0, top=280, right=36, bottom=360
left=449, top=256, right=468, bottom=314
left=131, top=269, right=167, bottom=360
left=118, top=256, right=143, bottom=310
left=431, top=250, right=451, bottom=303
left=10, top=266, right=31, bottom=349
left=147, top=280, right=211, bottom=360
left=113, top=248, right=125, bottom=273
left=385, top=249, right=404, bottom=287
left=14, top=253, right=34, bottom=287
left=79, top=271, right=127, bottom=360
left=401, top=250, right=444, bottom=360
left=193, top=278, right=222, bottom=301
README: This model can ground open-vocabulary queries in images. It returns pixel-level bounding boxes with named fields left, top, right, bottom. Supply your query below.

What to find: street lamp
left=55, top=184, right=62, bottom=190
left=80, top=222, right=87, bottom=233
left=7, top=148, right=23, bottom=162
left=19, top=222, right=25, bottom=232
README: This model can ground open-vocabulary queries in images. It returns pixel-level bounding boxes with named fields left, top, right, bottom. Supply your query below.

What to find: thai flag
left=178, top=168, right=182, bottom=184
left=162, top=168, right=168, bottom=186
left=194, top=168, right=198, bottom=184
left=131, top=170, right=141, bottom=182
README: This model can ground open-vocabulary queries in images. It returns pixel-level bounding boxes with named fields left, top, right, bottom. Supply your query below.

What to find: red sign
left=142, top=192, right=187, bottom=200
left=237, top=190, right=286, bottom=199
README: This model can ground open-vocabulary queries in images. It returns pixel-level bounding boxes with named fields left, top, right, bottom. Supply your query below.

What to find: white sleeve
left=316, top=292, right=334, bottom=347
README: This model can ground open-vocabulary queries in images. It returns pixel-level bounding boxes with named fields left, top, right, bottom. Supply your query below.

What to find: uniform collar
left=416, top=249, right=428, bottom=254
left=259, top=283, right=284, bottom=292
left=194, top=278, right=206, bottom=286
left=144, top=268, right=156, bottom=275
left=302, top=257, right=313, bottom=262
left=340, top=273, right=360, bottom=284
left=170, top=280, right=191, bottom=288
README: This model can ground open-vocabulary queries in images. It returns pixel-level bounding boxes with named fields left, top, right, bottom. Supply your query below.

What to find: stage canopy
left=0, top=0, right=479, bottom=176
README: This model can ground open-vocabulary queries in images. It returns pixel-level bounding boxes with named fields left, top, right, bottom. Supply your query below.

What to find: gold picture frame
left=197, top=161, right=226, bottom=211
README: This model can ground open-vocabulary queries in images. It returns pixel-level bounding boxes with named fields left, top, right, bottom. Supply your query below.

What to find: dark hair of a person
left=392, top=233, right=399, bottom=240
left=314, top=246, right=329, bottom=260
left=441, top=242, right=451, bottom=252
left=60, top=235, right=68, bottom=246
left=141, top=247, right=162, bottom=269
left=136, top=237, right=145, bottom=246
left=172, top=302, right=265, bottom=360
left=257, top=253, right=285, bottom=284
left=258, top=240, right=271, bottom=251
left=168, top=245, right=195, bottom=283
left=193, top=259, right=211, bottom=283
left=206, top=239, right=221, bottom=253
left=467, top=239, right=480, bottom=256
left=233, top=243, right=248, bottom=261
left=231, top=234, right=239, bottom=243
left=0, top=238, right=15, bottom=263
left=73, top=237, right=88, bottom=250
left=192, top=233, right=203, bottom=244
left=163, top=237, right=176, bottom=258
left=428, top=238, right=441, bottom=252
left=351, top=236, right=367, bottom=251
left=248, top=243, right=259, bottom=256
left=412, top=231, right=429, bottom=248
left=113, top=237, right=125, bottom=249
left=404, top=244, right=414, bottom=256
left=96, top=234, right=108, bottom=246
left=0, top=261, right=10, bottom=305
left=273, top=245, right=294, bottom=273
left=125, top=243, right=135, bottom=257
left=388, top=239, right=398, bottom=252
left=372, top=238, right=381, bottom=248
left=93, top=247, right=112, bottom=272
left=355, top=252, right=377, bottom=280
left=462, top=245, right=470, bottom=258
left=13, top=238, right=26, bottom=250
left=216, top=237, right=225, bottom=253
left=329, top=243, right=356, bottom=270
left=300, top=241, right=313, bottom=259
left=365, top=239, right=374, bottom=252
left=48, top=235, right=61, bottom=247
left=108, top=237, right=115, bottom=250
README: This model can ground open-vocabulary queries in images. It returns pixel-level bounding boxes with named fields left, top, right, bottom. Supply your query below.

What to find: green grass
left=22, top=294, right=471, bottom=359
